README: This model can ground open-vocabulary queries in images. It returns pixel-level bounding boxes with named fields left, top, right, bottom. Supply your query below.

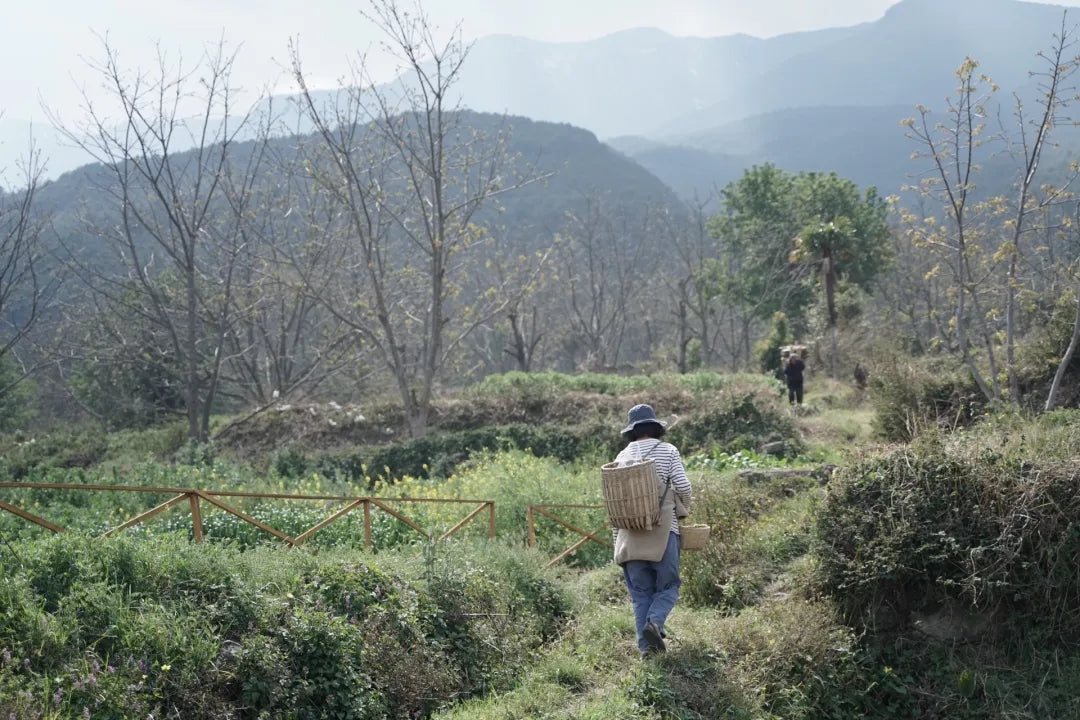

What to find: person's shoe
left=643, top=620, right=666, bottom=654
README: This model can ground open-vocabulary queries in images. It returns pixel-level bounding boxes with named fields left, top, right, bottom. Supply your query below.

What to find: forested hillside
left=3, top=0, right=1080, bottom=445
left=35, top=112, right=680, bottom=272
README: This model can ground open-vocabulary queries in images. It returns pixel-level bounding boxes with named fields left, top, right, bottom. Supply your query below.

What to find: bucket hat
left=621, top=404, right=668, bottom=438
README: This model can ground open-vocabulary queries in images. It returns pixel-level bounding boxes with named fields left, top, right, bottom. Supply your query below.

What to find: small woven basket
left=601, top=459, right=660, bottom=530
left=679, top=524, right=711, bottom=551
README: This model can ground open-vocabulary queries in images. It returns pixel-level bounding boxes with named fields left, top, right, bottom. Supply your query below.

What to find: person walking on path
left=784, top=353, right=806, bottom=405
left=612, top=404, right=693, bottom=658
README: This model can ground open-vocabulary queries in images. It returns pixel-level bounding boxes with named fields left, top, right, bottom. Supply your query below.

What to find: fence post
left=488, top=502, right=496, bottom=540
left=189, top=493, right=204, bottom=543
left=363, top=499, right=372, bottom=551
left=527, top=506, right=536, bottom=547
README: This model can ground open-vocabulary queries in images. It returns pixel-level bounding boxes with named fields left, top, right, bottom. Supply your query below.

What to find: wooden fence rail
left=0, top=484, right=615, bottom=566
left=526, top=503, right=610, bottom=567
left=0, top=482, right=495, bottom=551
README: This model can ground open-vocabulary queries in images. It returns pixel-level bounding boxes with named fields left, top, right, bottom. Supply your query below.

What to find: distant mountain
left=31, top=112, right=684, bottom=264
left=448, top=0, right=1068, bottom=141
left=617, top=102, right=1080, bottom=202
left=452, top=24, right=865, bottom=139
left=605, top=140, right=744, bottom=201
left=655, top=0, right=1066, bottom=137
left=450, top=0, right=1080, bottom=198
left=7, top=0, right=1079, bottom=202
left=618, top=105, right=920, bottom=200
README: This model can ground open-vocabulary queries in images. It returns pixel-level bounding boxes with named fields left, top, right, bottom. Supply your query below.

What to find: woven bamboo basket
left=679, top=524, right=711, bottom=551
left=601, top=459, right=660, bottom=530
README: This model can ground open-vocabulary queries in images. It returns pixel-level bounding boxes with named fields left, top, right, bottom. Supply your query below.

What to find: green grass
left=791, top=377, right=877, bottom=461
left=6, top=377, right=1080, bottom=718
left=435, top=563, right=881, bottom=719
left=0, top=535, right=574, bottom=719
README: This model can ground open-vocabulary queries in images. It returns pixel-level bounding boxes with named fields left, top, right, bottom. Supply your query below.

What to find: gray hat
left=620, top=404, right=668, bottom=438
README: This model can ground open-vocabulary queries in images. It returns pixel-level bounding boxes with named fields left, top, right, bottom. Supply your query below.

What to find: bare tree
left=471, top=249, right=550, bottom=375
left=504, top=304, right=543, bottom=372
left=53, top=38, right=264, bottom=441
left=218, top=142, right=357, bottom=411
left=903, top=58, right=1000, bottom=401
left=1002, top=12, right=1080, bottom=402
left=0, top=138, right=53, bottom=401
left=883, top=195, right=954, bottom=353
left=291, top=0, right=545, bottom=437
left=1046, top=202, right=1080, bottom=410
left=556, top=191, right=650, bottom=371
left=657, top=195, right=725, bottom=371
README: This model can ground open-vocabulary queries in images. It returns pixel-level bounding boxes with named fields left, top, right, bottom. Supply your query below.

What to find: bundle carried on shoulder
left=601, top=458, right=660, bottom=530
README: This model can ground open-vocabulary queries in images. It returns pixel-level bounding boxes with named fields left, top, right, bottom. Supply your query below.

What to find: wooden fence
left=526, top=503, right=610, bottom=567
left=0, top=482, right=494, bottom=550
left=0, top=483, right=617, bottom=566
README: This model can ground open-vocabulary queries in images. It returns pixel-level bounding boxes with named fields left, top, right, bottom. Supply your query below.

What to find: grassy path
left=439, top=381, right=878, bottom=719
left=438, top=499, right=836, bottom=717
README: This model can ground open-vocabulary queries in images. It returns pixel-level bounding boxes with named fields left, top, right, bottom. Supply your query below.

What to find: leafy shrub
left=684, top=447, right=795, bottom=472
left=0, top=428, right=109, bottom=480
left=813, top=440, right=1080, bottom=645
left=284, top=422, right=616, bottom=484
left=0, top=422, right=190, bottom=482
left=272, top=445, right=309, bottom=478
left=0, top=352, right=36, bottom=432
left=250, top=608, right=387, bottom=718
left=669, top=392, right=799, bottom=456
left=680, top=472, right=815, bottom=610
left=711, top=600, right=908, bottom=719
left=446, top=371, right=741, bottom=433
left=0, top=534, right=572, bottom=719
left=869, top=356, right=981, bottom=441
left=423, top=544, right=571, bottom=695
left=468, top=370, right=729, bottom=400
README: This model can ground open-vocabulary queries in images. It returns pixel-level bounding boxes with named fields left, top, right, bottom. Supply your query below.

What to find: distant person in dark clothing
left=784, top=353, right=806, bottom=405
left=854, top=363, right=868, bottom=390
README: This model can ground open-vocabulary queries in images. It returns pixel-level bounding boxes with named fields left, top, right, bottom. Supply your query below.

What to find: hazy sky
left=8, top=0, right=1080, bottom=124
left=2, top=0, right=910, bottom=122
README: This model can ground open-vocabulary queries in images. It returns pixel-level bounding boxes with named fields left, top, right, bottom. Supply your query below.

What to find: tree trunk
left=823, top=253, right=837, bottom=378
left=186, top=264, right=202, bottom=442
left=1045, top=279, right=1080, bottom=411
left=507, top=309, right=529, bottom=371
left=956, top=232, right=994, bottom=401
left=677, top=310, right=689, bottom=373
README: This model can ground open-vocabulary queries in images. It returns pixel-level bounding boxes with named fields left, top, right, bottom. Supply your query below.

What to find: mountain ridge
left=6, top=0, right=1079, bottom=203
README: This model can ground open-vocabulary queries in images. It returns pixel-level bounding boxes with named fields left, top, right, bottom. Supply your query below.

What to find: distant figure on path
left=612, top=404, right=692, bottom=659
left=854, top=363, right=868, bottom=390
left=784, top=353, right=806, bottom=405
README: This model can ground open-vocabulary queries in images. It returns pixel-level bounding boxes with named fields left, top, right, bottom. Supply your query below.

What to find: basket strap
left=638, top=440, right=672, bottom=527
left=637, top=440, right=660, bottom=461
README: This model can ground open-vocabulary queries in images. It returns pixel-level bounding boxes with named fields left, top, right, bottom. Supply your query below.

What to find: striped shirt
left=615, top=439, right=692, bottom=534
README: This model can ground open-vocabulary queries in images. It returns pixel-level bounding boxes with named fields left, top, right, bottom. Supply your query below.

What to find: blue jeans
left=622, top=531, right=681, bottom=652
